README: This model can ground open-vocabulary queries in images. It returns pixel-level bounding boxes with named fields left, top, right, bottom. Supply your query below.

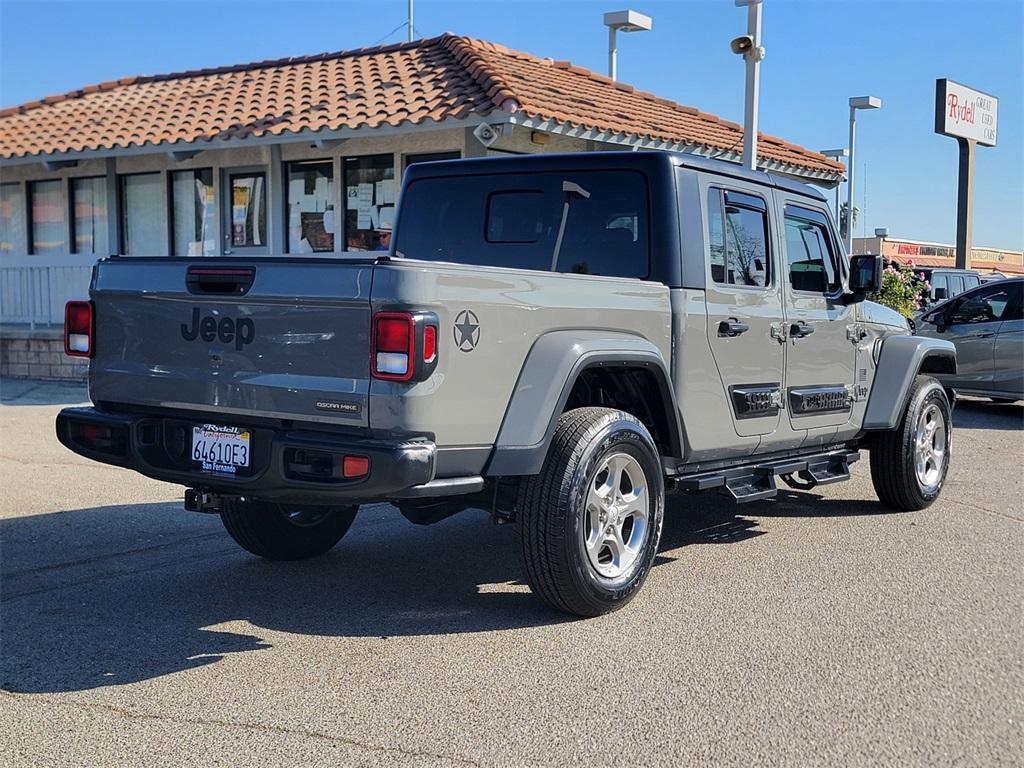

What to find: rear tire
left=517, top=407, right=665, bottom=617
left=219, top=499, right=358, bottom=560
left=870, top=375, right=951, bottom=511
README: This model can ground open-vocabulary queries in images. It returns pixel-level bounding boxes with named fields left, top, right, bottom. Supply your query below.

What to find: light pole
left=845, top=96, right=882, bottom=253
left=820, top=147, right=848, bottom=222
left=603, top=10, right=652, bottom=81
left=731, top=0, right=765, bottom=171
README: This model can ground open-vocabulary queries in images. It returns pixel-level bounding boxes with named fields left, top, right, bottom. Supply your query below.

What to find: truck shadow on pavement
left=0, top=489, right=896, bottom=694
left=951, top=400, right=1023, bottom=431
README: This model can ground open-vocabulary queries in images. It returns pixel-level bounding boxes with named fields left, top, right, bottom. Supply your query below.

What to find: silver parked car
left=916, top=277, right=1024, bottom=402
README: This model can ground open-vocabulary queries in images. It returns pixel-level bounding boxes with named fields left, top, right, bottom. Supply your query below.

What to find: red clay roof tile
left=0, top=33, right=842, bottom=177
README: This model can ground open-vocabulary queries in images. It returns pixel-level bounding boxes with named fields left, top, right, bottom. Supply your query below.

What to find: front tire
left=219, top=499, right=358, bottom=560
left=517, top=407, right=665, bottom=617
left=870, top=375, right=951, bottom=511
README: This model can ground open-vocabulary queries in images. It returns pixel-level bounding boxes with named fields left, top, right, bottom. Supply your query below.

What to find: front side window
left=229, top=173, right=266, bottom=248
left=947, top=284, right=1018, bottom=326
left=784, top=206, right=840, bottom=293
left=1, top=183, right=26, bottom=254
left=120, top=173, right=164, bottom=255
left=287, top=161, right=334, bottom=253
left=29, top=179, right=65, bottom=254
left=931, top=274, right=948, bottom=295
left=71, top=177, right=109, bottom=255
left=395, top=170, right=649, bottom=278
left=344, top=155, right=395, bottom=252
left=707, top=188, right=770, bottom=287
left=172, top=169, right=215, bottom=257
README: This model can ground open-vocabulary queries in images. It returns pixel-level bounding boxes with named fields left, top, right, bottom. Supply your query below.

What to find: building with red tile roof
left=0, top=34, right=842, bottom=181
left=0, top=33, right=844, bottom=380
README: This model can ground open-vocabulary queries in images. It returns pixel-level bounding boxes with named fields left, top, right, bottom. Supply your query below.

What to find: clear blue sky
left=2, top=0, right=1021, bottom=249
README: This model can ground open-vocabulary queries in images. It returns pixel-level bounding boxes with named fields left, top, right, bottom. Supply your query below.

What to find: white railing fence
left=0, top=266, right=93, bottom=328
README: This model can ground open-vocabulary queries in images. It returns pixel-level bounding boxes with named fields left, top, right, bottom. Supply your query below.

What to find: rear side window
left=784, top=206, right=840, bottom=293
left=394, top=170, right=649, bottom=278
left=964, top=274, right=980, bottom=290
left=707, top=188, right=770, bottom=287
left=948, top=275, right=965, bottom=296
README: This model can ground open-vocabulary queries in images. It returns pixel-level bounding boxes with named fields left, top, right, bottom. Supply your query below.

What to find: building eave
left=0, top=114, right=497, bottom=167
left=508, top=112, right=843, bottom=188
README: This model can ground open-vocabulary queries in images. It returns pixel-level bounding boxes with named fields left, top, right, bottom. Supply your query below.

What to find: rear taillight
left=64, top=301, right=94, bottom=358
left=372, top=312, right=416, bottom=381
left=371, top=311, right=439, bottom=382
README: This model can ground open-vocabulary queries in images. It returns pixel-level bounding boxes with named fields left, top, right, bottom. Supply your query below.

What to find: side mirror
left=933, top=286, right=948, bottom=301
left=847, top=253, right=882, bottom=299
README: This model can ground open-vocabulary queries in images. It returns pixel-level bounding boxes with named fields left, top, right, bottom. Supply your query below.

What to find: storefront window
left=120, top=173, right=164, bottom=255
left=172, top=169, right=216, bottom=257
left=229, top=173, right=266, bottom=248
left=71, top=177, right=109, bottom=255
left=0, top=183, right=26, bottom=255
left=344, top=155, right=395, bottom=252
left=29, top=180, right=65, bottom=254
left=287, top=161, right=334, bottom=253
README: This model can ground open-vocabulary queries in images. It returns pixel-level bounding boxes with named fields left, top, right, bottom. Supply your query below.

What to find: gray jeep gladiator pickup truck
left=57, top=151, right=956, bottom=617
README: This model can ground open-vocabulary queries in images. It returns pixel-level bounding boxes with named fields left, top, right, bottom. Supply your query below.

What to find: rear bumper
left=55, top=406, right=439, bottom=503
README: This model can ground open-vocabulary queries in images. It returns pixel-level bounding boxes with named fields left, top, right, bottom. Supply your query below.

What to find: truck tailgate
left=89, top=259, right=374, bottom=427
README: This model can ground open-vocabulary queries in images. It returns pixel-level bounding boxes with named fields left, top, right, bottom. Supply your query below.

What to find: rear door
left=992, top=282, right=1024, bottom=398
left=89, top=258, right=374, bottom=427
left=701, top=182, right=786, bottom=438
left=779, top=200, right=857, bottom=433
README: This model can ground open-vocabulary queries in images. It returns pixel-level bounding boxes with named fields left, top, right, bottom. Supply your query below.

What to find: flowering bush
left=870, top=261, right=930, bottom=318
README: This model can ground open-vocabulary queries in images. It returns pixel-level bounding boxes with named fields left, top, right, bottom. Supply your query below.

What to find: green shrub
left=871, top=262, right=930, bottom=319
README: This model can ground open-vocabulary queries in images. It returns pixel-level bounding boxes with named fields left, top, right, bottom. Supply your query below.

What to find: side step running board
left=676, top=450, right=859, bottom=504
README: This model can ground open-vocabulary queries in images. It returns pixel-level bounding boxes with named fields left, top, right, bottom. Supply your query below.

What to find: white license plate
left=192, top=424, right=251, bottom=474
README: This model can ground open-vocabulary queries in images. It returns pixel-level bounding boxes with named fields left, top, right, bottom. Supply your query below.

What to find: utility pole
left=731, top=1, right=765, bottom=171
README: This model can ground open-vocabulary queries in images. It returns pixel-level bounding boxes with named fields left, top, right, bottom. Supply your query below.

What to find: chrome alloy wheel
left=584, top=453, right=650, bottom=580
left=914, top=403, right=947, bottom=490
left=281, top=504, right=335, bottom=528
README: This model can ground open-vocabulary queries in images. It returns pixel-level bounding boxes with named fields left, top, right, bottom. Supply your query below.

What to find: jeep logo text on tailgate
left=181, top=308, right=255, bottom=350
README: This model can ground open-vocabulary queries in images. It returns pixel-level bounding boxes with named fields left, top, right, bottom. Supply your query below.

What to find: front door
left=223, top=169, right=269, bottom=255
left=779, top=201, right=857, bottom=435
left=942, top=281, right=1020, bottom=392
left=703, top=183, right=786, bottom=438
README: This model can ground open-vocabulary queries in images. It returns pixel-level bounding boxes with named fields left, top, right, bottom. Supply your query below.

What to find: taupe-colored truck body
left=58, top=152, right=957, bottom=615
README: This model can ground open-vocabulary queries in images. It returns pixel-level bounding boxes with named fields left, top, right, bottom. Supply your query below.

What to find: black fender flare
left=484, top=330, right=682, bottom=476
left=862, top=334, right=957, bottom=430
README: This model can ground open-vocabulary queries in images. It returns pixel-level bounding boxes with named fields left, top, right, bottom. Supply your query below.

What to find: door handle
left=975, top=331, right=995, bottom=338
left=790, top=321, right=815, bottom=339
left=718, top=319, right=750, bottom=338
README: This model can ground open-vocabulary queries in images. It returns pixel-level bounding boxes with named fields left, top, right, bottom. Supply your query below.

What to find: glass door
left=223, top=170, right=267, bottom=255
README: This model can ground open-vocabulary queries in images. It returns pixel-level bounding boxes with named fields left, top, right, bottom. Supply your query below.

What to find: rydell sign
left=935, top=79, right=998, bottom=146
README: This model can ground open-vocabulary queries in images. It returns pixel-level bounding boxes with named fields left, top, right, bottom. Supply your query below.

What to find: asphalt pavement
left=1, top=378, right=1021, bottom=767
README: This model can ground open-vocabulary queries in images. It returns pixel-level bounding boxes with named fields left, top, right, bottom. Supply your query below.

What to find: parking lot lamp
left=603, top=10, right=653, bottom=81
left=820, top=147, right=848, bottom=222
left=845, top=96, right=882, bottom=253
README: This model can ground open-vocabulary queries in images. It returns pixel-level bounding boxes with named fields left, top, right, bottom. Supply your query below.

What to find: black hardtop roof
left=402, top=150, right=826, bottom=202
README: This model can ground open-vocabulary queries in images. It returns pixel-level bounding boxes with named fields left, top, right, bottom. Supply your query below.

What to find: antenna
left=408, top=0, right=414, bottom=41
